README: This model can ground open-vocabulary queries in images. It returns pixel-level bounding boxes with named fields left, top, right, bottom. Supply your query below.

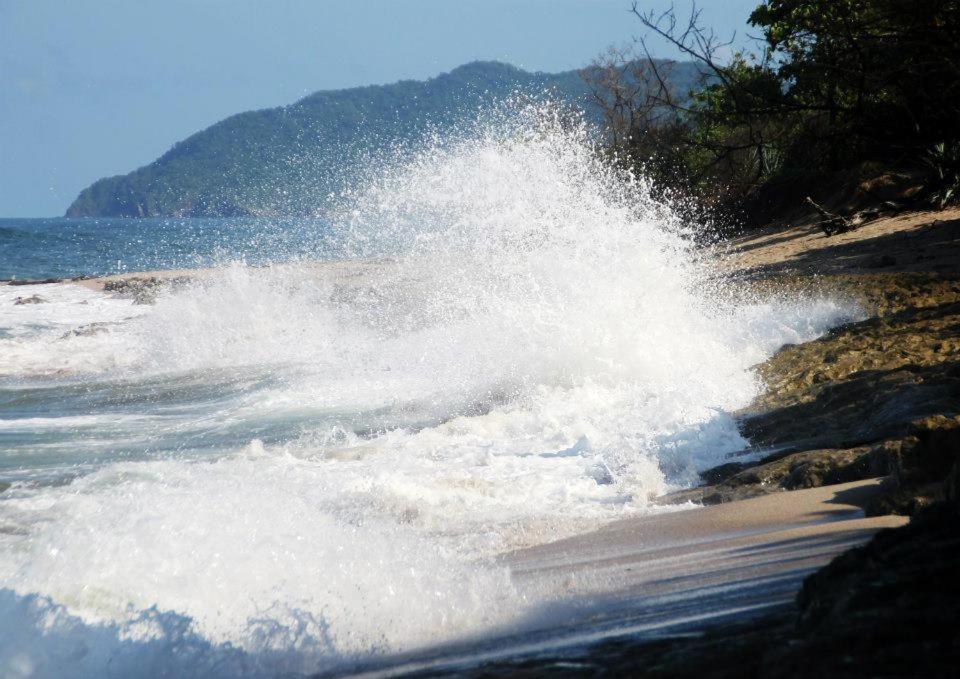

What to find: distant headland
left=65, top=60, right=701, bottom=219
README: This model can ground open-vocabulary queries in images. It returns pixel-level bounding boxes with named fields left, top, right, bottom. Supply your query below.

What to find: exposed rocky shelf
left=660, top=271, right=960, bottom=513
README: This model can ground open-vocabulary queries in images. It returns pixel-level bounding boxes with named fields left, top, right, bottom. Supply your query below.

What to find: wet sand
left=509, top=479, right=905, bottom=637
left=510, top=479, right=905, bottom=595
left=343, top=480, right=905, bottom=676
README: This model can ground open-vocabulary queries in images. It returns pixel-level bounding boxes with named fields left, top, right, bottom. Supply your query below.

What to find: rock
left=656, top=483, right=771, bottom=506
left=743, top=362, right=960, bottom=453
left=740, top=274, right=960, bottom=453
left=795, top=502, right=960, bottom=675
left=778, top=447, right=873, bottom=489
left=103, top=275, right=192, bottom=304
left=865, top=439, right=902, bottom=476
left=866, top=253, right=897, bottom=268
left=103, top=277, right=164, bottom=304
left=13, top=294, right=46, bottom=305
left=59, top=322, right=113, bottom=340
left=865, top=415, right=960, bottom=515
left=657, top=445, right=882, bottom=507
left=904, top=415, right=960, bottom=479
left=947, top=459, right=960, bottom=502
left=684, top=415, right=960, bottom=517
left=699, top=461, right=750, bottom=485
left=6, top=278, right=61, bottom=286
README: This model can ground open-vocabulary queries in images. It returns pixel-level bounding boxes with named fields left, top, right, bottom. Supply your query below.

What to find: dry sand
left=723, top=206, right=960, bottom=276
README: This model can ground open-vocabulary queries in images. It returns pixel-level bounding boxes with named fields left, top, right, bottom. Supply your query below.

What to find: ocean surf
left=0, top=105, right=853, bottom=677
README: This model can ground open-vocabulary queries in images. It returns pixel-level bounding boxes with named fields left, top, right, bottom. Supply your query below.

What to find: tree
left=583, top=0, right=960, bottom=223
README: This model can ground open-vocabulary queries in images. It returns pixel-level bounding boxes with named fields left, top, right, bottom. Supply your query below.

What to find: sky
left=0, top=0, right=759, bottom=217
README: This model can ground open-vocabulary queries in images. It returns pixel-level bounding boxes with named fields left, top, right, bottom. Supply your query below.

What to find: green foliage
left=750, top=0, right=960, bottom=170
left=598, top=0, right=960, bottom=220
left=684, top=56, right=792, bottom=199
left=924, top=142, right=960, bottom=209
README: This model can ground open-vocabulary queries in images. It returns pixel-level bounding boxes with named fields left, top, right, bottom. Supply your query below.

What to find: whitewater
left=0, top=106, right=852, bottom=677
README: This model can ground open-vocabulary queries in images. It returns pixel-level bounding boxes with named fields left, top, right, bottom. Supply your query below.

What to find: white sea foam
left=0, top=283, right=146, bottom=377
left=0, top=104, right=855, bottom=676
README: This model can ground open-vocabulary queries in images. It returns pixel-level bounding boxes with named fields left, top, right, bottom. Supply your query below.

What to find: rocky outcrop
left=13, top=294, right=46, bottom=305
left=58, top=322, right=116, bottom=340
left=658, top=273, right=960, bottom=511
left=784, top=501, right=960, bottom=677
left=101, top=275, right=193, bottom=304
left=658, top=444, right=885, bottom=505
left=864, top=415, right=960, bottom=515
left=741, top=273, right=960, bottom=452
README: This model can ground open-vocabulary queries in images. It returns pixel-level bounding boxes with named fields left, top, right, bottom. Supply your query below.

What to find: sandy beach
left=505, top=481, right=906, bottom=650
left=724, top=205, right=960, bottom=276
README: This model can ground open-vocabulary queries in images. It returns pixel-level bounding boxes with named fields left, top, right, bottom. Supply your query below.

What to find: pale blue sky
left=0, top=0, right=759, bottom=216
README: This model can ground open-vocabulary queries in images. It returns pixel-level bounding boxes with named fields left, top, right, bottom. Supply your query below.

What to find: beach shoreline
left=333, top=479, right=902, bottom=677
left=4, top=205, right=957, bottom=675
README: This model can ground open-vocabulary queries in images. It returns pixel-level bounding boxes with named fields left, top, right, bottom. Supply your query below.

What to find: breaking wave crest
left=0, top=103, right=854, bottom=676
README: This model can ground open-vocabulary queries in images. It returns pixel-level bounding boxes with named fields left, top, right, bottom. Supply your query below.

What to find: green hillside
left=66, top=60, right=700, bottom=218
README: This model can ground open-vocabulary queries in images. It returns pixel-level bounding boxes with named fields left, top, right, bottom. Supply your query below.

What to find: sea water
left=0, top=105, right=852, bottom=677
left=0, top=215, right=334, bottom=281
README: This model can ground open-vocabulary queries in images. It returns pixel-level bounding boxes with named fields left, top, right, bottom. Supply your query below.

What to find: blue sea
left=0, top=216, right=334, bottom=281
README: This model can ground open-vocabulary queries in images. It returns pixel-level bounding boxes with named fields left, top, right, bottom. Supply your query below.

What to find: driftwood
left=806, top=197, right=903, bottom=237
left=806, top=197, right=855, bottom=236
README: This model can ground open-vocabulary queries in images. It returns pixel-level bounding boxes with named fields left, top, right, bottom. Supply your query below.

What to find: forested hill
left=66, top=60, right=700, bottom=218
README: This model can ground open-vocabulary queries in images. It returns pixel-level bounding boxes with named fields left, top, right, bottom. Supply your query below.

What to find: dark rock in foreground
left=864, top=414, right=960, bottom=515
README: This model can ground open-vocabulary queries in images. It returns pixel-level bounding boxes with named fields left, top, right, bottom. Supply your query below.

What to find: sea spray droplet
left=0, top=100, right=855, bottom=676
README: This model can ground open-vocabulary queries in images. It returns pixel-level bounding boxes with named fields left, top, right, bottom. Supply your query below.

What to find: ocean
left=0, top=216, right=334, bottom=281
left=0, top=107, right=853, bottom=677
